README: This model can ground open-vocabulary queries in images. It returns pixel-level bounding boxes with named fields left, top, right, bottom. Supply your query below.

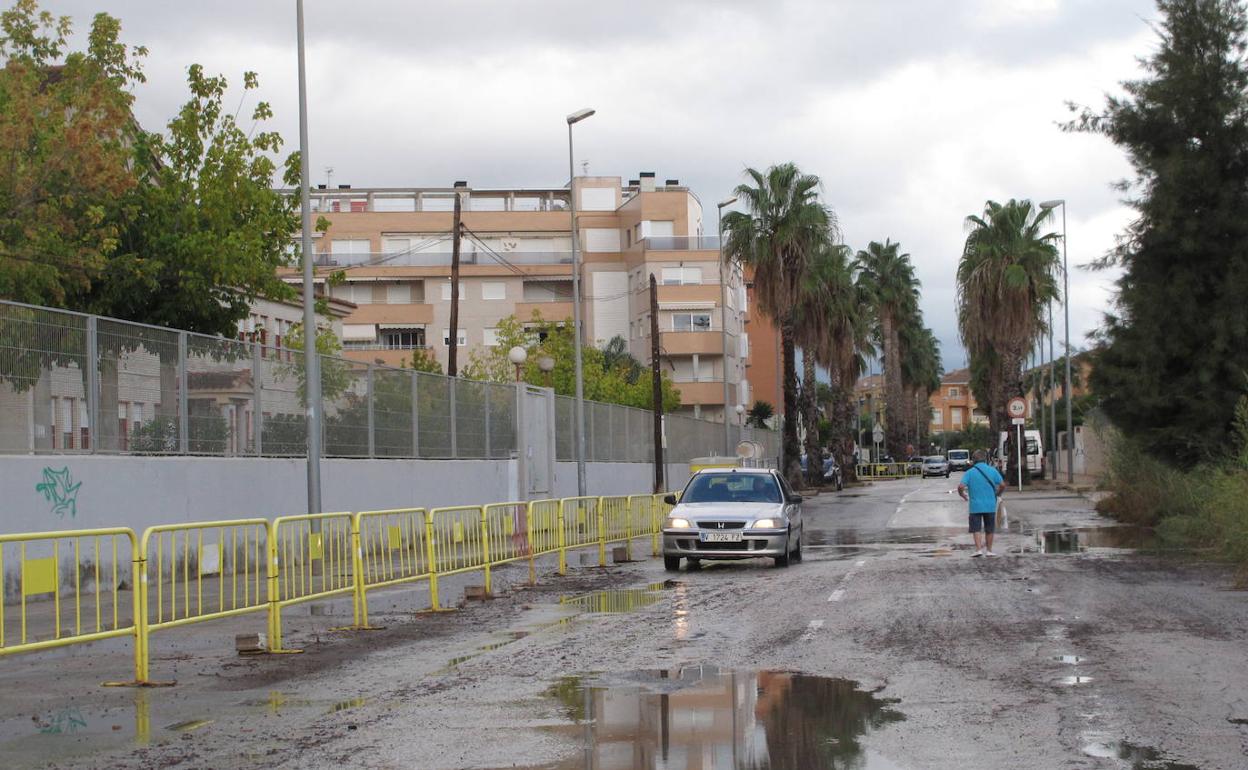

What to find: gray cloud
left=47, top=0, right=1157, bottom=370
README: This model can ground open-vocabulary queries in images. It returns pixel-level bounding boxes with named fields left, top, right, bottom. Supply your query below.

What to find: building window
left=948, top=387, right=960, bottom=398
left=932, top=408, right=943, bottom=426
left=952, top=409, right=963, bottom=426
left=483, top=328, right=499, bottom=346
left=672, top=313, right=712, bottom=332
left=381, top=329, right=425, bottom=349
left=661, top=267, right=702, bottom=285
left=440, top=282, right=466, bottom=301
left=385, top=283, right=411, bottom=304
left=442, top=328, right=467, bottom=347
left=482, top=282, right=506, bottom=301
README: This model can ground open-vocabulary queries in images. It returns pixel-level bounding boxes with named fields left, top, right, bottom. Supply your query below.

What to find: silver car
left=662, top=468, right=804, bottom=571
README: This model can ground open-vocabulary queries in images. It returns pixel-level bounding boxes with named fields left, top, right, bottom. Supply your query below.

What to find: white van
left=997, top=430, right=1044, bottom=479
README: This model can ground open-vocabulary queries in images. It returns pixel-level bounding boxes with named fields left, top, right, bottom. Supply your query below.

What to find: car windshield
left=949, top=451, right=969, bottom=459
left=681, top=473, right=782, bottom=504
left=925, top=457, right=945, bottom=464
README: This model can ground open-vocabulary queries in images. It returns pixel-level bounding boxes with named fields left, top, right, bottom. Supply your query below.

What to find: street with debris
left=2, top=478, right=1244, bottom=769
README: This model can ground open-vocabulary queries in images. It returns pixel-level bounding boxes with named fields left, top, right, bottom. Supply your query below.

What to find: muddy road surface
left=2, top=479, right=1246, bottom=769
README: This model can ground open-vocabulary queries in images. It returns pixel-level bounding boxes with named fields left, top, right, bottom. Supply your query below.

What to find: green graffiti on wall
left=36, top=466, right=82, bottom=519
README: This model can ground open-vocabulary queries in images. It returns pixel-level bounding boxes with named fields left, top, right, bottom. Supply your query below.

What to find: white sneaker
left=971, top=549, right=984, bottom=558
left=984, top=550, right=1000, bottom=558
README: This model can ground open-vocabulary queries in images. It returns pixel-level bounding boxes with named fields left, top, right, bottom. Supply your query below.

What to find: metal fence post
left=480, top=506, right=492, bottom=595
left=484, top=384, right=492, bottom=458
left=85, top=316, right=99, bottom=454
left=366, top=364, right=375, bottom=458
left=411, top=371, right=420, bottom=458
left=449, top=377, right=458, bottom=458
left=557, top=499, right=567, bottom=575
left=587, top=402, right=595, bottom=462
left=425, top=513, right=442, bottom=609
left=514, top=383, right=526, bottom=500
left=253, top=342, right=263, bottom=456
left=177, top=332, right=188, bottom=454
left=596, top=497, right=606, bottom=567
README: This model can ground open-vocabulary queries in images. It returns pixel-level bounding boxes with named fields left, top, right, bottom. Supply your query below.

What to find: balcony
left=663, top=331, right=724, bottom=355
left=293, top=186, right=572, bottom=214
left=315, top=251, right=573, bottom=268
left=670, top=381, right=726, bottom=405
left=515, top=301, right=574, bottom=321
left=657, top=284, right=721, bottom=304
left=343, top=304, right=434, bottom=325
left=643, top=236, right=720, bottom=251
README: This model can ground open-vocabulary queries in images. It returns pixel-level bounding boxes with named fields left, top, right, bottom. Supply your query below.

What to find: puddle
left=805, top=527, right=958, bottom=546
left=559, top=581, right=675, bottom=614
left=1057, top=675, right=1094, bottom=686
left=0, top=692, right=154, bottom=764
left=1081, top=735, right=1202, bottom=769
left=1032, top=526, right=1153, bottom=554
left=1053, top=655, right=1085, bottom=664
left=165, top=718, right=214, bottom=732
left=537, top=666, right=906, bottom=769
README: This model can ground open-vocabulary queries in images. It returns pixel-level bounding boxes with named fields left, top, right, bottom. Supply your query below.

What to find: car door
left=776, top=472, right=801, bottom=536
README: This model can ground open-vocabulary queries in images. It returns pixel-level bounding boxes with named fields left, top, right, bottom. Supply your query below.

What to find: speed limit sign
left=1007, top=397, right=1027, bottom=419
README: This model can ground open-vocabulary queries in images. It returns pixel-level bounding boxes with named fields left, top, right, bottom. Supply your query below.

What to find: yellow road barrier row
left=856, top=463, right=923, bottom=479
left=2, top=491, right=678, bottom=685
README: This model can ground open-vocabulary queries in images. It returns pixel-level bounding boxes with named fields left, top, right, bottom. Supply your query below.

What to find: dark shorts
left=969, top=512, right=996, bottom=534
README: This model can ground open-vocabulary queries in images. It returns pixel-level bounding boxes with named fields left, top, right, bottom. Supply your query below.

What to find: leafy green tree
left=280, top=319, right=352, bottom=404
left=855, top=240, right=920, bottom=459
left=0, top=1, right=144, bottom=305
left=405, top=348, right=443, bottom=374
left=723, top=164, right=833, bottom=486
left=1067, top=0, right=1248, bottom=464
left=462, top=314, right=681, bottom=410
left=747, top=400, right=775, bottom=428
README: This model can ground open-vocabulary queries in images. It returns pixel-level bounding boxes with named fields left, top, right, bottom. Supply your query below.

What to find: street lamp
left=566, top=107, right=594, bottom=496
left=295, top=0, right=322, bottom=518
left=717, top=195, right=738, bottom=456
left=538, top=354, right=555, bottom=388
left=508, top=345, right=528, bottom=382
left=1040, top=199, right=1073, bottom=482
left=735, top=403, right=746, bottom=427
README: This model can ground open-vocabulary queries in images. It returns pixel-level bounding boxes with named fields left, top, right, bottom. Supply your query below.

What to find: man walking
left=957, top=449, right=1006, bottom=557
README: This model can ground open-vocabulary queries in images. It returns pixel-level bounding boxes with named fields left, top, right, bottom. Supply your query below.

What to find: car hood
left=671, top=502, right=786, bottom=521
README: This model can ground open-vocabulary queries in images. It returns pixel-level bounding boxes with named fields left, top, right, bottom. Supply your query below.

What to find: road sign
left=872, top=425, right=884, bottom=443
left=1007, top=397, right=1027, bottom=419
left=1011, top=417, right=1025, bottom=425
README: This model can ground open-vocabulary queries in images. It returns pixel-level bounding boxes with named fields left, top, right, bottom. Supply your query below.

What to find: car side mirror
left=788, top=494, right=803, bottom=504
left=663, top=494, right=677, bottom=505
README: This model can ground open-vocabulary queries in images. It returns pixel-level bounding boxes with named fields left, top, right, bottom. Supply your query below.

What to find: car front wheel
left=664, top=556, right=681, bottom=572
left=774, top=531, right=792, bottom=568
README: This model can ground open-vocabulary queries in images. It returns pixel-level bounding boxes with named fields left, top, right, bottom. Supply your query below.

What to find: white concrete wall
left=5, top=455, right=682, bottom=536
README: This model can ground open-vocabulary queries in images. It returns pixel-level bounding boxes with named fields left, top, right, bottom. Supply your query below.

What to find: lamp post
left=1040, top=199, right=1073, bottom=482
left=717, top=196, right=738, bottom=457
left=566, top=107, right=594, bottom=496
left=508, top=346, right=528, bottom=382
left=537, top=354, right=555, bottom=388
left=295, top=0, right=322, bottom=518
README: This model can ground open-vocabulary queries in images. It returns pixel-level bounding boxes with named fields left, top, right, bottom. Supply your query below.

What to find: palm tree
left=899, top=324, right=942, bottom=449
left=855, top=240, right=920, bottom=460
left=723, top=164, right=833, bottom=486
left=958, top=199, right=1061, bottom=481
left=794, top=242, right=869, bottom=483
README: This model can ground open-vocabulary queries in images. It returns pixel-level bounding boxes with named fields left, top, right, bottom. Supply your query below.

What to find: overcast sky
left=53, top=0, right=1159, bottom=371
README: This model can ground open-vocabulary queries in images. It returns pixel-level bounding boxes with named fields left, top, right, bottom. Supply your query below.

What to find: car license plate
left=700, top=532, right=743, bottom=543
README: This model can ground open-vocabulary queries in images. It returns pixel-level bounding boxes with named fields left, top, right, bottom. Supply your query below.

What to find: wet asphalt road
left=5, top=478, right=1247, bottom=770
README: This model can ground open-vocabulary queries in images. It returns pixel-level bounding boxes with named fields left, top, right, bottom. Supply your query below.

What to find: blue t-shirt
left=961, top=462, right=1003, bottom=514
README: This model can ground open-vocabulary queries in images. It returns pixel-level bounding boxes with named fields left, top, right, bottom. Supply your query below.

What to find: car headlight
left=666, top=517, right=692, bottom=529
left=751, top=518, right=781, bottom=529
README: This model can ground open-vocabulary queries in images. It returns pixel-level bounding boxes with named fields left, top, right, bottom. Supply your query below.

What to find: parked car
left=922, top=455, right=950, bottom=478
left=947, top=448, right=972, bottom=472
left=822, top=458, right=843, bottom=491
left=906, top=456, right=925, bottom=475
left=662, top=468, right=804, bottom=571
left=997, top=430, right=1045, bottom=479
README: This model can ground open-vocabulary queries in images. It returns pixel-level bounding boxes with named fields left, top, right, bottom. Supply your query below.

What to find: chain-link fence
left=0, top=300, right=780, bottom=464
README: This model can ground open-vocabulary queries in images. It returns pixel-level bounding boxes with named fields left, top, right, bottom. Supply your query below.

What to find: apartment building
left=928, top=368, right=989, bottom=433
left=281, top=174, right=751, bottom=421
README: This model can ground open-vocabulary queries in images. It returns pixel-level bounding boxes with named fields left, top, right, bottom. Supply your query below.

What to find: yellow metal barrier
left=561, top=496, right=603, bottom=568
left=427, top=506, right=488, bottom=610
left=268, top=512, right=355, bottom=652
left=354, top=507, right=431, bottom=629
left=483, top=502, right=532, bottom=585
left=527, top=498, right=562, bottom=575
left=140, top=518, right=269, bottom=681
left=856, top=462, right=921, bottom=480
left=627, top=495, right=659, bottom=557
left=0, top=528, right=141, bottom=681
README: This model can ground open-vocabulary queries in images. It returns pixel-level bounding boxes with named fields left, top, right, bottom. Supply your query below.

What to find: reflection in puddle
left=805, top=527, right=957, bottom=546
left=560, top=582, right=675, bottom=614
left=1057, top=675, right=1094, bottom=686
left=165, top=718, right=214, bottom=732
left=541, top=666, right=905, bottom=769
left=1034, top=526, right=1152, bottom=554
left=1053, top=655, right=1085, bottom=664
left=1082, top=735, right=1202, bottom=769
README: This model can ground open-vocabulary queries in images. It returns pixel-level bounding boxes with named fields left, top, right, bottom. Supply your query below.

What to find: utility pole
left=295, top=0, right=322, bottom=519
left=447, top=191, right=463, bottom=377
left=650, top=274, right=664, bottom=493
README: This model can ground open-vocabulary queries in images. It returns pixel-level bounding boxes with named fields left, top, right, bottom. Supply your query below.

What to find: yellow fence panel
left=0, top=528, right=140, bottom=681
left=355, top=508, right=431, bottom=628
left=856, top=463, right=919, bottom=480
left=483, top=502, right=530, bottom=566
left=562, top=496, right=604, bottom=568
left=268, top=512, right=356, bottom=651
left=600, top=496, right=632, bottom=544
left=139, top=519, right=269, bottom=681
left=527, top=499, right=561, bottom=558
left=427, top=506, right=487, bottom=609
left=627, top=495, right=659, bottom=556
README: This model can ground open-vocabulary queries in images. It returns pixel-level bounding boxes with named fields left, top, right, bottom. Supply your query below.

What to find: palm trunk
left=802, top=354, right=821, bottom=486
left=882, top=312, right=906, bottom=460
left=780, top=316, right=802, bottom=488
left=831, top=364, right=856, bottom=483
